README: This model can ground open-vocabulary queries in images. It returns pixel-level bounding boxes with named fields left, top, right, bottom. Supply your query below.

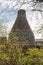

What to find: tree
left=0, top=23, right=8, bottom=37
left=0, top=0, right=43, bottom=38
left=36, top=24, right=43, bottom=38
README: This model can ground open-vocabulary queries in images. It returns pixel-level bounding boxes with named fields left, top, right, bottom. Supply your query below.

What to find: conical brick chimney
left=9, top=9, right=35, bottom=46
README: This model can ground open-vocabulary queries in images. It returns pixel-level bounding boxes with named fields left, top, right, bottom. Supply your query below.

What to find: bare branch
left=32, top=9, right=43, bottom=12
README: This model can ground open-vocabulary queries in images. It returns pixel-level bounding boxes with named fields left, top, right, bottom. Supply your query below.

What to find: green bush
left=0, top=41, right=43, bottom=65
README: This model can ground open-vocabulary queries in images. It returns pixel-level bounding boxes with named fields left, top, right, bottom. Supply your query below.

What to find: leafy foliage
left=0, top=40, right=43, bottom=65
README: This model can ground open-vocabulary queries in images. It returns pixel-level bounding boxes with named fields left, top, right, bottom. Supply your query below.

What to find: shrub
left=0, top=41, right=43, bottom=65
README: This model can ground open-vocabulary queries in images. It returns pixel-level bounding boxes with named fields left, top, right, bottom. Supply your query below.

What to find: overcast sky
left=0, top=0, right=43, bottom=39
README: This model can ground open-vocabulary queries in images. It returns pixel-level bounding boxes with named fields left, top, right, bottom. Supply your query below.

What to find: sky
left=0, top=0, right=43, bottom=39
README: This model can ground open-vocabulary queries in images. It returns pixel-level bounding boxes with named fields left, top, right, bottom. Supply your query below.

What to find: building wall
left=9, top=10, right=35, bottom=46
